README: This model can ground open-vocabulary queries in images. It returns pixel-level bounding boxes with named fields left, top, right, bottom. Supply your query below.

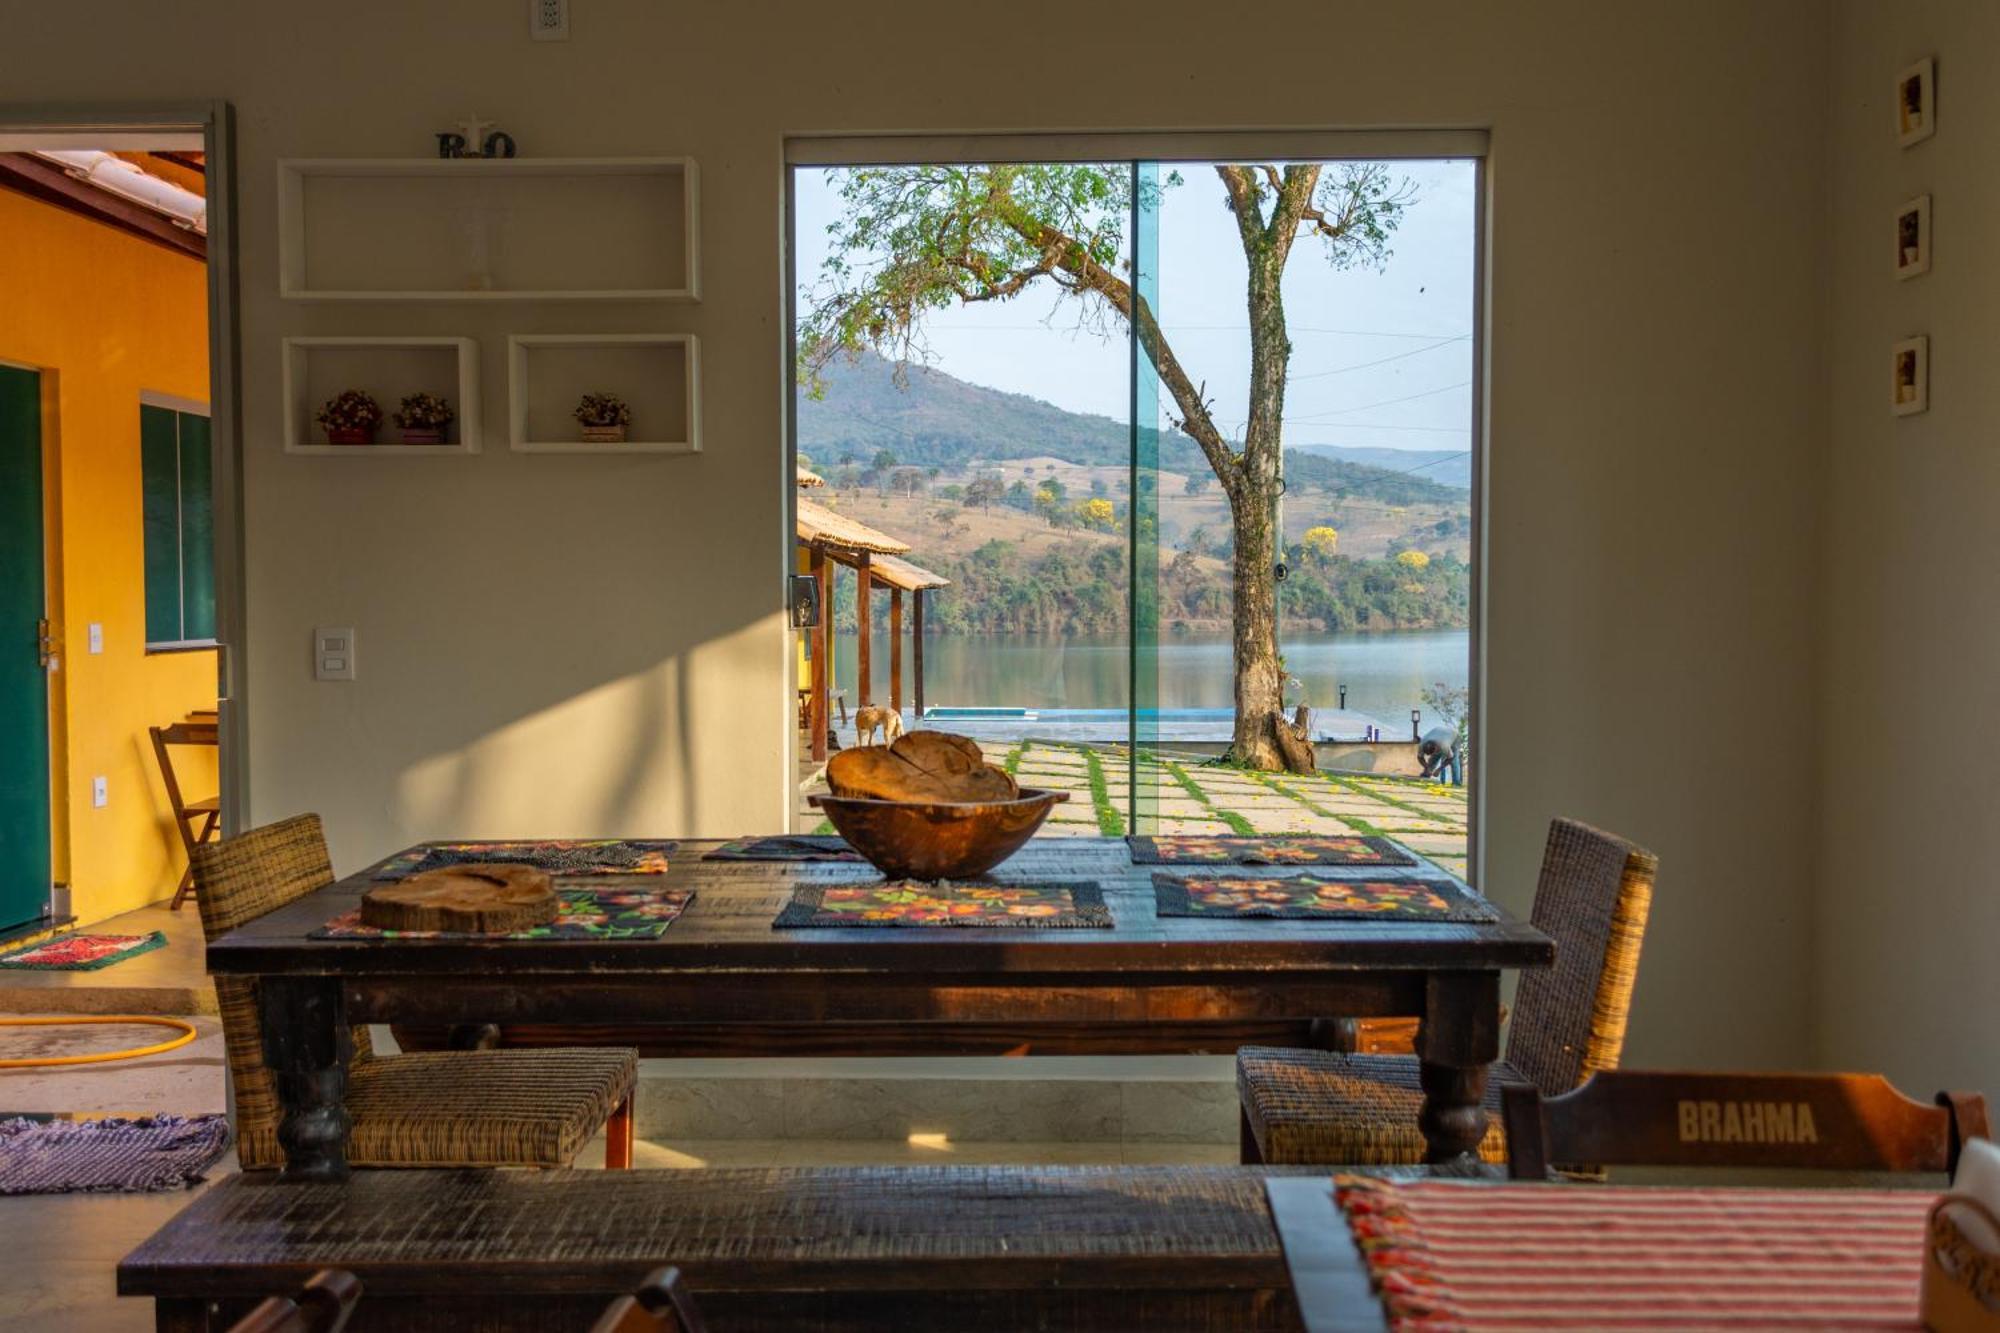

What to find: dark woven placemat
left=0, top=1115, right=231, bottom=1195
left=1128, top=834, right=1416, bottom=867
left=372, top=839, right=677, bottom=879
left=776, top=882, right=1112, bottom=929
left=1152, top=872, right=1496, bottom=922
left=312, top=886, right=694, bottom=939
left=704, top=835, right=865, bottom=862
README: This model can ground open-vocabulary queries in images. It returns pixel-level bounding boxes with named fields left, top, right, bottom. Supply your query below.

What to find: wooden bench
left=121, top=1165, right=1323, bottom=1331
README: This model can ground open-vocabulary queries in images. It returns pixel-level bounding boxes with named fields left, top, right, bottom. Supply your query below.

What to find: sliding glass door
left=789, top=138, right=1478, bottom=873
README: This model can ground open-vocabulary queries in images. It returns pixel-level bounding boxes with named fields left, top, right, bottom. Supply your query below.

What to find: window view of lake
left=831, top=628, right=1469, bottom=732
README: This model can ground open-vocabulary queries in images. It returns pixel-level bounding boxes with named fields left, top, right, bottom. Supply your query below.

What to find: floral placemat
left=311, top=887, right=694, bottom=940
left=775, top=882, right=1111, bottom=929
left=704, top=835, right=865, bottom=862
left=1151, top=873, right=1496, bottom=922
left=1128, top=834, right=1416, bottom=867
left=371, top=839, right=677, bottom=880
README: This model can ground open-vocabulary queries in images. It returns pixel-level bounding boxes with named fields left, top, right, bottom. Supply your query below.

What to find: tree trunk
left=1227, top=487, right=1285, bottom=768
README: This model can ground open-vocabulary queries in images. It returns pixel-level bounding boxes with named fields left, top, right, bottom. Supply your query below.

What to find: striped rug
left=1336, top=1175, right=1932, bottom=1329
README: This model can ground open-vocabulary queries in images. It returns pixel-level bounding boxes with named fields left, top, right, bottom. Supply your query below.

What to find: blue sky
left=792, top=158, right=1476, bottom=454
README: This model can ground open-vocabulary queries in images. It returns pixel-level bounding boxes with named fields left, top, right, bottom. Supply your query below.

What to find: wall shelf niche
left=277, top=158, right=700, bottom=301
left=281, top=337, right=480, bottom=455
left=507, top=334, right=701, bottom=455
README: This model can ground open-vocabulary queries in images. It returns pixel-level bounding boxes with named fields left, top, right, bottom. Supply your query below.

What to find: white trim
left=787, top=128, right=1487, bottom=166
left=139, top=390, right=210, bottom=416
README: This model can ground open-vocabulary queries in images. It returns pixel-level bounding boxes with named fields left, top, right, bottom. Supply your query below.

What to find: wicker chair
left=1237, top=817, right=1658, bottom=1165
left=194, top=814, right=640, bottom=1170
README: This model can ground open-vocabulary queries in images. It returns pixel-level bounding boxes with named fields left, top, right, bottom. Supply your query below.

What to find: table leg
left=1415, top=970, right=1500, bottom=1167
left=258, top=975, right=352, bottom=1181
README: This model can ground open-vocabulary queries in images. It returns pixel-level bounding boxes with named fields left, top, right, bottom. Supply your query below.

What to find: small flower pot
left=581, top=424, right=628, bottom=444
left=325, top=427, right=376, bottom=446
left=399, top=428, right=446, bottom=445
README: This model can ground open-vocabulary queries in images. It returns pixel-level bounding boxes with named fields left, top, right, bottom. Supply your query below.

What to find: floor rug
left=0, top=930, right=168, bottom=971
left=312, top=887, right=694, bottom=940
left=0, top=1115, right=231, bottom=1194
left=776, top=882, right=1111, bottom=928
left=1152, top=873, right=1497, bottom=922
left=373, top=839, right=677, bottom=879
left=704, top=835, right=865, bottom=862
left=1128, top=835, right=1416, bottom=867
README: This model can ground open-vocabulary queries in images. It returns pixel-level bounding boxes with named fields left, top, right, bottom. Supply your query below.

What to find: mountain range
left=798, top=351, right=1469, bottom=503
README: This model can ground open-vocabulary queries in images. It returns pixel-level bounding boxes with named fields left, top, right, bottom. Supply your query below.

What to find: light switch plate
left=91, top=776, right=107, bottom=808
left=87, top=622, right=103, bottom=654
left=315, top=627, right=356, bottom=681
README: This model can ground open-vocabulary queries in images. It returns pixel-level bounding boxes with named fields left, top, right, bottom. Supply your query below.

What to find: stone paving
left=814, top=740, right=1470, bottom=880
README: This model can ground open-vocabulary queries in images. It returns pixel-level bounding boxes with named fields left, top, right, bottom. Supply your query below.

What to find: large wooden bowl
left=808, top=789, right=1070, bottom=880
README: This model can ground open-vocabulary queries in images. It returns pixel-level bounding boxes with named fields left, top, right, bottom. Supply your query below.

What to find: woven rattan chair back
left=192, top=814, right=373, bottom=1169
left=1501, top=818, right=1659, bottom=1095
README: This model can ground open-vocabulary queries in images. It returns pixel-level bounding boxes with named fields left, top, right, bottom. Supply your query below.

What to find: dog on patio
left=854, top=705, right=906, bottom=747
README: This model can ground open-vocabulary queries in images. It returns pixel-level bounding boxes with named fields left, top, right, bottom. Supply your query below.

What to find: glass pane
left=1140, top=159, right=1475, bottom=871
left=177, top=412, right=216, bottom=642
left=792, top=163, right=1135, bottom=836
left=139, top=404, right=183, bottom=644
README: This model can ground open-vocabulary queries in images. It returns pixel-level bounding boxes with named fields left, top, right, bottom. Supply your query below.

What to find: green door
left=0, top=365, right=49, bottom=932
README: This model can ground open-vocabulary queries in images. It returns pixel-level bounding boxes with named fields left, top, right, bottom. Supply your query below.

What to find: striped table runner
left=1336, top=1175, right=1933, bottom=1329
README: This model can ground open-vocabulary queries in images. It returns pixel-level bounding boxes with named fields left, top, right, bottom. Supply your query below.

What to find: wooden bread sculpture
left=826, top=730, right=1021, bottom=803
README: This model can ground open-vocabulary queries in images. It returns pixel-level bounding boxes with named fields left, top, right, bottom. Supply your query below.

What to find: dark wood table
left=119, top=1165, right=1338, bottom=1331
left=207, top=836, right=1551, bottom=1180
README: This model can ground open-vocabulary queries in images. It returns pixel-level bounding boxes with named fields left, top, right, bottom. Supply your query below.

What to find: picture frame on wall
left=1895, top=195, right=1931, bottom=279
left=1897, top=58, right=1935, bottom=146
left=1892, top=336, right=1929, bottom=417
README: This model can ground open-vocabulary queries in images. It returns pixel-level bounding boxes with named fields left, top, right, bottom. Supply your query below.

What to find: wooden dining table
left=206, top=835, right=1552, bottom=1181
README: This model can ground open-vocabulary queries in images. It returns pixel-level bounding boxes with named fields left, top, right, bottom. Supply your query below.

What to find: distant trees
left=963, top=475, right=1005, bottom=511
left=1079, top=498, right=1118, bottom=532
left=1183, top=471, right=1212, bottom=496
left=1301, top=526, right=1340, bottom=560
left=873, top=448, right=899, bottom=473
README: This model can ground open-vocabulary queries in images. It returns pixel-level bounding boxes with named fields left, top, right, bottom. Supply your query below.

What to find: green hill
left=798, top=351, right=1465, bottom=507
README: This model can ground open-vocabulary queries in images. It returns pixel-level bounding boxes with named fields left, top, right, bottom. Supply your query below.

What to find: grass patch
left=1325, top=774, right=1443, bottom=822
left=1159, top=757, right=1258, bottom=836
left=1081, top=747, right=1125, bottom=836
left=812, top=818, right=836, bottom=836
left=1002, top=742, right=1024, bottom=776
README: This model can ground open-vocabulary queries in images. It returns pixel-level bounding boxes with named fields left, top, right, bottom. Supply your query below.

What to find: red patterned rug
left=0, top=931, right=167, bottom=971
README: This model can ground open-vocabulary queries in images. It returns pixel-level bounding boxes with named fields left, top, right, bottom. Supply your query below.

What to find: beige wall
left=1819, top=3, right=2000, bottom=1089
left=9, top=0, right=1832, bottom=1066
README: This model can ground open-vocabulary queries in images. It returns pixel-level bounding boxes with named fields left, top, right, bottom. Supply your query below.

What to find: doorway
left=0, top=104, right=242, bottom=931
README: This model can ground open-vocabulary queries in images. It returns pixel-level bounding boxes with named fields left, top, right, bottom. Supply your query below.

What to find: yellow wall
left=0, top=185, right=215, bottom=921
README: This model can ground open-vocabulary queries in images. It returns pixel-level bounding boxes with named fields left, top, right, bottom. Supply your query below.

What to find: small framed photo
left=1897, top=58, right=1935, bottom=146
left=1895, top=195, right=1931, bottom=278
left=1892, top=336, right=1929, bottom=416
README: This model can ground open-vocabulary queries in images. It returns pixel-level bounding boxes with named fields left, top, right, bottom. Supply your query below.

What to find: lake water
left=830, top=628, right=1469, bottom=730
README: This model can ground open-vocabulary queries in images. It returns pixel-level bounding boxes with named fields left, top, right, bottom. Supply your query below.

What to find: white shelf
left=507, top=334, right=701, bottom=454
left=277, top=157, right=700, bottom=301
left=280, top=337, right=480, bottom=455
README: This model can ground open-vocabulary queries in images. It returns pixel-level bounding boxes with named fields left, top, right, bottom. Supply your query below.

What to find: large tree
left=799, top=163, right=1407, bottom=767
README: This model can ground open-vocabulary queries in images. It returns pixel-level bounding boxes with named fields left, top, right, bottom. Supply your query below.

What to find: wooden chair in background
left=1503, top=1068, right=1990, bottom=1180
left=149, top=714, right=221, bottom=910
left=590, top=1268, right=708, bottom=1333
left=226, top=1270, right=362, bottom=1333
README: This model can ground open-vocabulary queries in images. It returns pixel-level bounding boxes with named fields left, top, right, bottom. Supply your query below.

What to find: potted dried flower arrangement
left=392, top=392, right=455, bottom=445
left=574, top=392, right=632, bottom=444
left=315, top=389, right=384, bottom=446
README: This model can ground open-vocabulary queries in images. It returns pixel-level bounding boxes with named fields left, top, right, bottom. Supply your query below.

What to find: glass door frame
left=783, top=130, right=1489, bottom=877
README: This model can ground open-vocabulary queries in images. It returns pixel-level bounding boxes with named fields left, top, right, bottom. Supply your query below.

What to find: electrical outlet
left=92, top=776, right=107, bottom=808
left=529, top=0, right=569, bottom=41
left=87, top=622, right=103, bottom=654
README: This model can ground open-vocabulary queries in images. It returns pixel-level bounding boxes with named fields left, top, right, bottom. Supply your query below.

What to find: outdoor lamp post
left=1411, top=709, right=1422, bottom=741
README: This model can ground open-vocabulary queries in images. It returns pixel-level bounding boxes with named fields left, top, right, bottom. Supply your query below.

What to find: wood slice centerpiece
left=360, top=864, right=558, bottom=933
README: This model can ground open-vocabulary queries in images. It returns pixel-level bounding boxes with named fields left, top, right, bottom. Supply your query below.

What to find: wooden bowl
left=808, top=789, right=1070, bottom=880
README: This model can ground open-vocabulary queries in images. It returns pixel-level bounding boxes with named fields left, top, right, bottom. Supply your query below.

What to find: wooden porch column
left=856, top=553, right=873, bottom=707
left=809, top=546, right=828, bottom=762
left=889, top=587, right=904, bottom=716
left=913, top=590, right=926, bottom=719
